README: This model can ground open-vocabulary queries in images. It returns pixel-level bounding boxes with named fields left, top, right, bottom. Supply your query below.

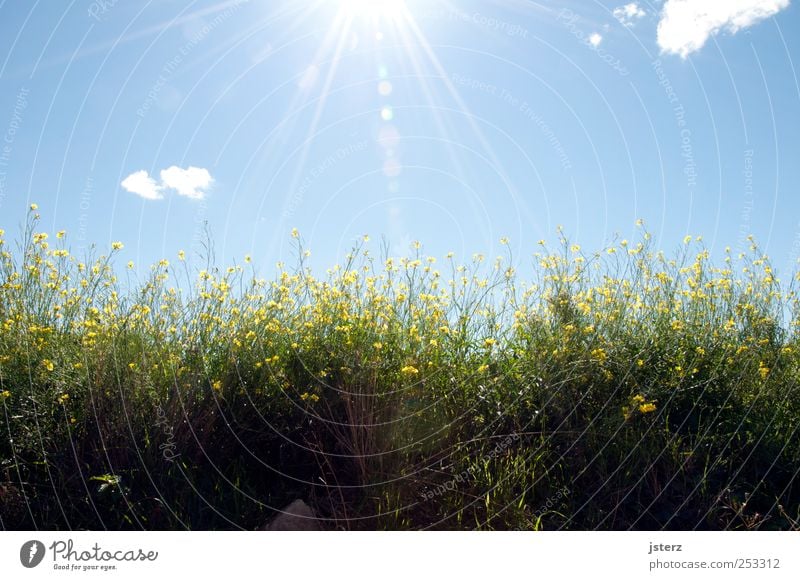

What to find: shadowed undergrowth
left=1, top=208, right=799, bottom=530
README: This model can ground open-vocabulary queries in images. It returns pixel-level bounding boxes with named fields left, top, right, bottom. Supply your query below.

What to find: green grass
left=1, top=208, right=799, bottom=530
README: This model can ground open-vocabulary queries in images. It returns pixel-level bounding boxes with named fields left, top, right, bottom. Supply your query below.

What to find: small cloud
left=589, top=32, right=603, bottom=47
left=122, top=166, right=213, bottom=201
left=613, top=3, right=646, bottom=27
left=160, top=166, right=213, bottom=200
left=657, top=0, right=790, bottom=58
left=121, top=170, right=163, bottom=200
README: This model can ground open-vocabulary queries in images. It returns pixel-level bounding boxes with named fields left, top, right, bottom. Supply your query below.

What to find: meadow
left=1, top=206, right=799, bottom=530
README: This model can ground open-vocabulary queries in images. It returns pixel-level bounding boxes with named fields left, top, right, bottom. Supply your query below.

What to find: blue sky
left=0, top=0, right=799, bottom=280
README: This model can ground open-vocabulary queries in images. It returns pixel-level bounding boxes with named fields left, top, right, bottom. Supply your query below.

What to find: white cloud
left=160, top=166, right=213, bottom=200
left=589, top=32, right=603, bottom=47
left=613, top=3, right=646, bottom=27
left=657, top=0, right=790, bottom=58
left=121, top=170, right=163, bottom=200
left=122, top=166, right=213, bottom=201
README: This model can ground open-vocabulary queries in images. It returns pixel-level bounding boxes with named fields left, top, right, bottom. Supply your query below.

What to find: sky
left=0, top=0, right=799, bottom=281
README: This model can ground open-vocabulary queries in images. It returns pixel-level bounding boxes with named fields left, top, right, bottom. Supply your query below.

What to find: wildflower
left=1, top=390, right=10, bottom=400
left=373, top=342, right=383, bottom=350
left=128, top=363, right=136, bottom=370
left=212, top=380, right=223, bottom=391
left=758, top=362, right=770, bottom=380
left=56, top=230, right=66, bottom=239
left=591, top=348, right=607, bottom=364
left=244, top=254, right=251, bottom=263
left=477, top=364, right=490, bottom=373
left=58, top=393, right=69, bottom=404
left=178, top=250, right=186, bottom=261
left=639, top=403, right=657, bottom=414
left=291, top=228, right=299, bottom=238
left=30, top=203, right=38, bottom=211
left=127, top=261, right=134, bottom=269
left=683, top=235, right=692, bottom=244
left=400, top=365, right=419, bottom=376
left=43, top=359, right=55, bottom=372
left=500, top=237, right=509, bottom=245
left=636, top=359, right=644, bottom=367
left=111, top=242, right=124, bottom=250
left=484, top=338, right=496, bottom=347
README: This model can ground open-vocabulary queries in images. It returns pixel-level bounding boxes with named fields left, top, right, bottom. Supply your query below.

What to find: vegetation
left=1, top=207, right=799, bottom=530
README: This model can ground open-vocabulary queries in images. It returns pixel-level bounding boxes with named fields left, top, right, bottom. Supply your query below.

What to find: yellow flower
left=400, top=365, right=419, bottom=376
left=373, top=342, right=383, bottom=350
left=636, top=359, right=644, bottom=367
left=212, top=380, right=223, bottom=391
left=500, top=237, right=509, bottom=245
left=56, top=230, right=66, bottom=239
left=58, top=393, right=69, bottom=404
left=477, top=364, right=490, bottom=373
left=178, top=250, right=186, bottom=261
left=758, top=362, right=770, bottom=380
left=683, top=235, right=692, bottom=244
left=244, top=254, right=251, bottom=263
left=127, top=261, right=134, bottom=269
left=291, top=228, right=299, bottom=238
left=43, top=359, right=55, bottom=372
left=30, top=203, right=38, bottom=211
left=639, top=403, right=657, bottom=414
left=128, top=363, right=136, bottom=370
left=484, top=338, right=496, bottom=347
left=1, top=390, right=10, bottom=400
left=111, top=242, right=124, bottom=250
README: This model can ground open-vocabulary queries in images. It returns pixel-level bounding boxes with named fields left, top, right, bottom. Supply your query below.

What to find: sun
left=338, top=0, right=407, bottom=19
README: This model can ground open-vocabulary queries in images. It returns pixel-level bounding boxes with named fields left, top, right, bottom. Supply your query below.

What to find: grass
left=1, top=206, right=799, bottom=530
